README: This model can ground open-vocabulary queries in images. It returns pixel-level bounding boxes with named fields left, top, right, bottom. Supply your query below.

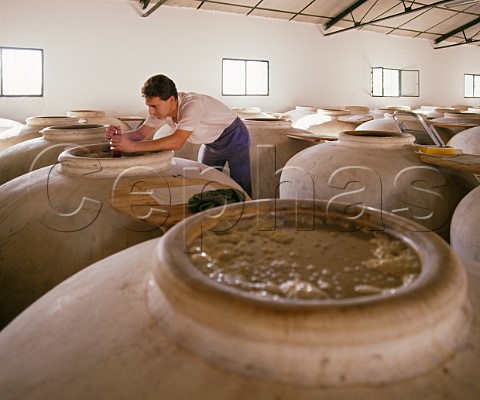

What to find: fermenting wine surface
left=188, top=214, right=421, bottom=300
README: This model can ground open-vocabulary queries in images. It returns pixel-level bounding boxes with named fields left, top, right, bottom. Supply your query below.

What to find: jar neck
left=148, top=200, right=473, bottom=387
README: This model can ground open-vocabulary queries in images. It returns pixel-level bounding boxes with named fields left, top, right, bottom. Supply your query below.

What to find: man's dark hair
left=141, top=74, right=178, bottom=100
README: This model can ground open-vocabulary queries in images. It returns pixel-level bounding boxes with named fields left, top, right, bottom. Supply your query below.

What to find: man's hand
left=111, top=134, right=138, bottom=153
left=105, top=125, right=121, bottom=140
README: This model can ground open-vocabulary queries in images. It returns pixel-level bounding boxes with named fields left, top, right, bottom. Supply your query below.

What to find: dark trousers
left=199, top=117, right=252, bottom=197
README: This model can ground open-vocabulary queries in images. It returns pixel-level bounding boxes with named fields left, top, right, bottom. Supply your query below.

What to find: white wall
left=1, top=0, right=480, bottom=122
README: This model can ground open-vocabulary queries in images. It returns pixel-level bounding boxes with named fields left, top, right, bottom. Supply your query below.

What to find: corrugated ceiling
left=136, top=0, right=480, bottom=49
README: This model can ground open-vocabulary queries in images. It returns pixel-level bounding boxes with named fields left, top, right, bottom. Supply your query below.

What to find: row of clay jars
left=354, top=111, right=472, bottom=146
left=0, top=144, right=244, bottom=329
left=0, top=200, right=479, bottom=399
left=0, top=124, right=108, bottom=186
left=152, top=118, right=319, bottom=200
left=293, top=108, right=369, bottom=139
left=0, top=116, right=80, bottom=152
left=279, top=131, right=478, bottom=241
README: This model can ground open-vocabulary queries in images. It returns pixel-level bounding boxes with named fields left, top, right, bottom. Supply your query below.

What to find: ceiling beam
left=141, top=0, right=168, bottom=17
left=322, top=0, right=454, bottom=36
left=323, top=0, right=369, bottom=31
left=434, top=16, right=480, bottom=44
left=434, top=38, right=480, bottom=48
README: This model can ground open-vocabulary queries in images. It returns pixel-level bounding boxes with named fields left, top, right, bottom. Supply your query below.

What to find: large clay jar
left=0, top=143, right=244, bottom=329
left=356, top=113, right=401, bottom=133
left=0, top=124, right=108, bottom=186
left=447, top=126, right=480, bottom=156
left=430, top=112, right=480, bottom=143
left=0, top=118, right=21, bottom=135
left=66, top=109, right=130, bottom=131
left=451, top=185, right=480, bottom=262
left=279, top=131, right=477, bottom=240
left=294, top=108, right=359, bottom=139
left=412, top=106, right=444, bottom=119
left=1, top=199, right=480, bottom=399
left=0, top=115, right=80, bottom=152
left=244, top=118, right=320, bottom=199
left=284, top=106, right=318, bottom=124
left=233, top=107, right=275, bottom=120
left=369, top=106, right=410, bottom=120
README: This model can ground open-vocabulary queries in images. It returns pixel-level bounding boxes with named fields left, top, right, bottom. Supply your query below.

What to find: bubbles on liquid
left=188, top=215, right=421, bottom=301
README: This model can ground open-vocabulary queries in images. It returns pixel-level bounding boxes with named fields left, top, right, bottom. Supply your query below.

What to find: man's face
left=146, top=96, right=175, bottom=119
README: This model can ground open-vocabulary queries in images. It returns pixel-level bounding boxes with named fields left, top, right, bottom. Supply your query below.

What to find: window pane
left=246, top=60, right=268, bottom=95
left=222, top=58, right=269, bottom=96
left=400, top=70, right=419, bottom=97
left=222, top=59, right=246, bottom=95
left=383, top=69, right=400, bottom=97
left=371, top=67, right=383, bottom=96
left=2, top=48, right=43, bottom=96
left=474, top=75, right=480, bottom=98
left=465, top=74, right=474, bottom=97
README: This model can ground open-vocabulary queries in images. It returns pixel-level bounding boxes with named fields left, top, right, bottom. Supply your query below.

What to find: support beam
left=142, top=0, right=168, bottom=17
left=323, top=0, right=453, bottom=36
left=323, top=0, right=369, bottom=31
left=434, top=16, right=480, bottom=44
left=435, top=38, right=480, bottom=49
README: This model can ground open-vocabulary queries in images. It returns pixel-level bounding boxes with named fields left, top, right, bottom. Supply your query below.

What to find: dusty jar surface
left=0, top=200, right=479, bottom=399
left=279, top=130, right=477, bottom=240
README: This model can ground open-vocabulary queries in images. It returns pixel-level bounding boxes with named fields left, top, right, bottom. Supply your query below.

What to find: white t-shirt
left=143, top=92, right=237, bottom=144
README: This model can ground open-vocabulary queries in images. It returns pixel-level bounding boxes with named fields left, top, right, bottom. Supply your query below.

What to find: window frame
left=371, top=67, right=419, bottom=98
left=0, top=46, right=44, bottom=97
left=464, top=73, right=480, bottom=98
left=222, top=57, right=269, bottom=96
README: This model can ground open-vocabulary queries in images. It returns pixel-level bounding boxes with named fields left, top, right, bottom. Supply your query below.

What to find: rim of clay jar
left=442, top=112, right=480, bottom=120
left=57, top=143, right=174, bottom=178
left=317, top=108, right=351, bottom=117
left=149, top=199, right=473, bottom=387
left=345, top=105, right=370, bottom=112
left=40, top=124, right=108, bottom=142
left=25, top=116, right=81, bottom=126
left=294, top=105, right=318, bottom=111
left=244, top=118, right=292, bottom=126
left=66, top=110, right=106, bottom=118
left=338, top=130, right=414, bottom=149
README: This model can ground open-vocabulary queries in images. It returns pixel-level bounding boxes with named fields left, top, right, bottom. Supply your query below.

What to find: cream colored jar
left=447, top=126, right=480, bottom=155
left=0, top=200, right=479, bottom=399
left=233, top=107, right=275, bottom=120
left=356, top=113, right=401, bottom=133
left=431, top=112, right=480, bottom=142
left=284, top=106, right=318, bottom=124
left=451, top=185, right=480, bottom=262
left=0, top=124, right=108, bottom=186
left=244, top=118, right=319, bottom=199
left=0, top=143, right=244, bottom=328
left=0, top=115, right=80, bottom=152
left=279, top=131, right=477, bottom=240
left=66, top=109, right=130, bottom=131
left=294, top=108, right=360, bottom=138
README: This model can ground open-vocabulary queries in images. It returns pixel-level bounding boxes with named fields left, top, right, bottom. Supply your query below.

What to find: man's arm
left=111, top=128, right=192, bottom=153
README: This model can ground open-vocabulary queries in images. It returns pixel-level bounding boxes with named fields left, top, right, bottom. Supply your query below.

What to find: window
left=222, top=58, right=269, bottom=96
left=0, top=47, right=43, bottom=97
left=371, top=67, right=419, bottom=97
left=465, top=74, right=480, bottom=98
